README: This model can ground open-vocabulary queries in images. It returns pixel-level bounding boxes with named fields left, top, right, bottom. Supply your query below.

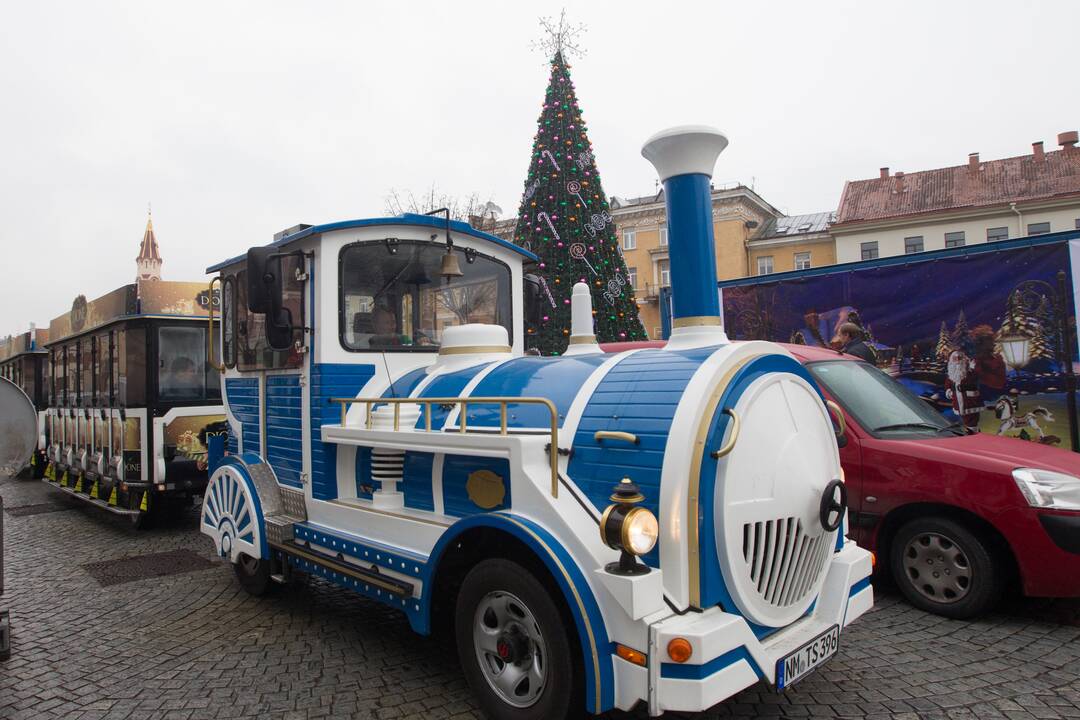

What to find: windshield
left=807, top=360, right=957, bottom=436
left=340, top=240, right=511, bottom=351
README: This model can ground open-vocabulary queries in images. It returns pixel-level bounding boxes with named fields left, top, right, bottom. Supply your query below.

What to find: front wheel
left=890, top=516, right=1002, bottom=619
left=455, top=559, right=582, bottom=720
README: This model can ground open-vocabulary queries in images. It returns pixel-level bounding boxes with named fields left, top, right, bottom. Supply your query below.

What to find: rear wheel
left=454, top=559, right=582, bottom=720
left=233, top=553, right=273, bottom=596
left=890, top=516, right=1002, bottom=619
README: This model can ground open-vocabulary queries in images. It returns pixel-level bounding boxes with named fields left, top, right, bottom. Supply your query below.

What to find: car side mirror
left=523, top=272, right=544, bottom=327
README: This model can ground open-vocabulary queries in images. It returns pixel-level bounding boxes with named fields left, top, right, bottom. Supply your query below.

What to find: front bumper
left=645, top=542, right=872, bottom=716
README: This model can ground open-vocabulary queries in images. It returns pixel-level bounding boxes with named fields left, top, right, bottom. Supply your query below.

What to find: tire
left=233, top=553, right=273, bottom=596
left=455, top=559, right=583, bottom=720
left=890, top=516, right=1002, bottom=619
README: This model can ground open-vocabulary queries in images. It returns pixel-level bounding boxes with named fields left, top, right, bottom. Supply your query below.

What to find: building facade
left=832, top=131, right=1080, bottom=263
left=747, top=211, right=836, bottom=276
left=609, top=185, right=780, bottom=338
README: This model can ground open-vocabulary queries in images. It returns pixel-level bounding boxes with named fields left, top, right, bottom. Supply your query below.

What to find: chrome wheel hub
left=903, top=532, right=972, bottom=604
left=473, top=591, right=547, bottom=708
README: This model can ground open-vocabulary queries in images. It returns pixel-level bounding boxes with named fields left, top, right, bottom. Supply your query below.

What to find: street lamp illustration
left=998, top=333, right=1032, bottom=370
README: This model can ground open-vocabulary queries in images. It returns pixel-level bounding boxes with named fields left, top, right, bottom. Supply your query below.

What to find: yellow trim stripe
left=672, top=315, right=723, bottom=328
left=687, top=354, right=759, bottom=608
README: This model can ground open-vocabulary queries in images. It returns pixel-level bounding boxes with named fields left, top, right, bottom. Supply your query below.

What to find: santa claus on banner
left=946, top=346, right=982, bottom=430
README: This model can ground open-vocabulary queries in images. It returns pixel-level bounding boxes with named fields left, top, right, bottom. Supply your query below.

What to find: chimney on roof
left=879, top=167, right=889, bottom=179
left=968, top=152, right=979, bottom=170
left=1033, top=141, right=1045, bottom=162
left=894, top=171, right=905, bottom=193
left=1059, top=130, right=1078, bottom=151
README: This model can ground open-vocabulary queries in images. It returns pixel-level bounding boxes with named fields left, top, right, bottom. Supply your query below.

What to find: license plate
left=776, top=625, right=839, bottom=690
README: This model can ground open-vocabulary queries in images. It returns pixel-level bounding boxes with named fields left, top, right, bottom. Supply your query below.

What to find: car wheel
left=455, top=558, right=582, bottom=720
left=233, top=553, right=273, bottom=596
left=890, top=516, right=1002, bottom=619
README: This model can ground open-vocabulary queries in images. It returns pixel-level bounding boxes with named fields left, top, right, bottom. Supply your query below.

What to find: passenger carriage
left=0, top=327, right=49, bottom=477
left=41, top=282, right=226, bottom=526
left=201, top=127, right=874, bottom=717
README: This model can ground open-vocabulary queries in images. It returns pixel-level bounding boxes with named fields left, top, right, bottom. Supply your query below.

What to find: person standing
left=831, top=322, right=877, bottom=364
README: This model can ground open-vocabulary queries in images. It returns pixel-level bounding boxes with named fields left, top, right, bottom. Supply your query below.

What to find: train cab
left=0, top=326, right=49, bottom=476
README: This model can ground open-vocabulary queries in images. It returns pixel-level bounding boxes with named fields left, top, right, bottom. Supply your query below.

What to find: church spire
left=136, top=206, right=162, bottom=281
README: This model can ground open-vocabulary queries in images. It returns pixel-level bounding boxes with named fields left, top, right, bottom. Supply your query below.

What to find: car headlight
left=622, top=507, right=659, bottom=555
left=1012, top=468, right=1080, bottom=511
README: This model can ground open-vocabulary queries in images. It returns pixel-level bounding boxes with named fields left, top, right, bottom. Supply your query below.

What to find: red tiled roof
left=835, top=147, right=1080, bottom=226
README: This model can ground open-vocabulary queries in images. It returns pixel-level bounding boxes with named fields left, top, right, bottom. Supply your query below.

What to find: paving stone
left=2, top=477, right=1080, bottom=719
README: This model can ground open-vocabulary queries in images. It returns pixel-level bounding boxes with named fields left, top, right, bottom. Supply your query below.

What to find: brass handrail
left=330, top=396, right=561, bottom=498
left=207, top=277, right=225, bottom=372
left=594, top=430, right=638, bottom=445
left=710, top=408, right=740, bottom=459
left=825, top=400, right=846, bottom=438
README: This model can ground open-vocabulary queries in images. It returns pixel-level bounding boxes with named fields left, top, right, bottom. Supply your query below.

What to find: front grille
left=742, top=518, right=830, bottom=608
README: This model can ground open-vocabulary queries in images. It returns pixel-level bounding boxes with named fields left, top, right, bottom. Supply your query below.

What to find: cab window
left=236, top=267, right=303, bottom=371
left=339, top=240, right=511, bottom=351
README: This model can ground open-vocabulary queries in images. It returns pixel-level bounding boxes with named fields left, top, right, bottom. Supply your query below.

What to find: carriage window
left=222, top=276, right=237, bottom=368
left=158, top=326, right=217, bottom=401
left=339, top=241, right=512, bottom=351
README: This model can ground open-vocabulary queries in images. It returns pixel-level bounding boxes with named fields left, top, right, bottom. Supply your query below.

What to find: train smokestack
left=641, top=125, right=729, bottom=344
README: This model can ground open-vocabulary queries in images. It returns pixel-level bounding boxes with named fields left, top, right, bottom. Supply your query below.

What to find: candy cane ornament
left=566, top=180, right=587, bottom=207
left=540, top=150, right=561, bottom=172
left=536, top=211, right=560, bottom=240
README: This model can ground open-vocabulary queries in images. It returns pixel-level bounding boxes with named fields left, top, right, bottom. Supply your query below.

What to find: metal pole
left=1056, top=271, right=1079, bottom=452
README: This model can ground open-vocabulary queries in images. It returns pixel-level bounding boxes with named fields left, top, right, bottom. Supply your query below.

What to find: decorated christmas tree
left=511, top=14, right=645, bottom=355
left=935, top=321, right=952, bottom=360
left=1031, top=295, right=1056, bottom=361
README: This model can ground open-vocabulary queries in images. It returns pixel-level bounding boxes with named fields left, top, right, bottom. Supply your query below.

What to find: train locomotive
left=200, top=126, right=873, bottom=717
left=0, top=326, right=49, bottom=478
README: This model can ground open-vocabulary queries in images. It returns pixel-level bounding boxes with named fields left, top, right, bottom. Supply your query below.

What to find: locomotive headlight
left=600, top=477, right=657, bottom=575
left=1013, top=468, right=1080, bottom=510
left=622, top=507, right=659, bottom=555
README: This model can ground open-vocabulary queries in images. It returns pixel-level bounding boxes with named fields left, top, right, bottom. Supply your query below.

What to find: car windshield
left=807, top=360, right=958, bottom=436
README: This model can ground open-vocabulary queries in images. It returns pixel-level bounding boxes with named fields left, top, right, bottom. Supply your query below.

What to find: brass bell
left=440, top=248, right=463, bottom=280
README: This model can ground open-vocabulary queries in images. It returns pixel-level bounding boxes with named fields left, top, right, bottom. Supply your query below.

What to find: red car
left=603, top=341, right=1080, bottom=618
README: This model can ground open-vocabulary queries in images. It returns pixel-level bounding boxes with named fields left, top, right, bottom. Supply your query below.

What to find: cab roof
left=206, top=213, right=539, bottom=273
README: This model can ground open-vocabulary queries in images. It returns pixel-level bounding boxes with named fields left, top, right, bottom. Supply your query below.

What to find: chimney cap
left=641, top=125, right=729, bottom=182
left=1059, top=130, right=1078, bottom=148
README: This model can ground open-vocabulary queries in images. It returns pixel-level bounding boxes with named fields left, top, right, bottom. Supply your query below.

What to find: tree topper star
left=532, top=9, right=587, bottom=60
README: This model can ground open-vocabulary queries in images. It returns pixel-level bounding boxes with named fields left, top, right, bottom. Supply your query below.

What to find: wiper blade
left=874, top=422, right=944, bottom=432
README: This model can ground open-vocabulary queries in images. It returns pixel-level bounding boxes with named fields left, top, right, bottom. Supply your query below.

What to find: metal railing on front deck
left=329, top=396, right=560, bottom=498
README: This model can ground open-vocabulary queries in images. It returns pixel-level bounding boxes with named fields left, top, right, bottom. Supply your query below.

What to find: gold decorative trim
left=466, top=469, right=506, bottom=509
left=594, top=430, right=638, bottom=445
left=569, top=335, right=598, bottom=345
left=438, top=345, right=511, bottom=355
left=686, top=354, right=759, bottom=608
left=331, top=498, right=452, bottom=527
left=501, top=515, right=603, bottom=715
left=672, top=316, right=723, bottom=329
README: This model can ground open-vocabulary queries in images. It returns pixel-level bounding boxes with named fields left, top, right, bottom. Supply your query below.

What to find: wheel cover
left=201, top=465, right=262, bottom=563
left=902, top=532, right=972, bottom=604
left=472, top=591, right=548, bottom=709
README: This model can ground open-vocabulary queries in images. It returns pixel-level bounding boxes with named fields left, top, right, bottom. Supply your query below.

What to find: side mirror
left=523, top=272, right=544, bottom=327
left=246, top=246, right=297, bottom=351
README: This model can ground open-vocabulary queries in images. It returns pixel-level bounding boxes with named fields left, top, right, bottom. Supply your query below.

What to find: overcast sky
left=2, top=0, right=1077, bottom=336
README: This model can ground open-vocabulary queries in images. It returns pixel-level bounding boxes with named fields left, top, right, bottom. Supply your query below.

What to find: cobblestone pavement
left=2, top=476, right=1079, bottom=720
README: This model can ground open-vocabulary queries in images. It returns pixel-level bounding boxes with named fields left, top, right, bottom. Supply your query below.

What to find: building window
left=658, top=260, right=670, bottom=286
left=794, top=252, right=811, bottom=270
left=860, top=242, right=879, bottom=260
left=945, top=231, right=965, bottom=248
left=622, top=229, right=636, bottom=250
left=904, top=236, right=924, bottom=254
left=627, top=266, right=637, bottom=289
left=757, top=256, right=774, bottom=275
left=987, top=227, right=1009, bottom=242
left=1075, top=218, right=1080, bottom=229
left=658, top=227, right=668, bottom=246
left=1028, top=222, right=1051, bottom=235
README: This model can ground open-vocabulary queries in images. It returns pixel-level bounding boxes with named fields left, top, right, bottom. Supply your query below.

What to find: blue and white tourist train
left=200, top=126, right=873, bottom=717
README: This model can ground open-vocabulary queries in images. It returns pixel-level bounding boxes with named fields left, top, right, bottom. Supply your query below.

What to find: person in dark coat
left=832, top=322, right=877, bottom=364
